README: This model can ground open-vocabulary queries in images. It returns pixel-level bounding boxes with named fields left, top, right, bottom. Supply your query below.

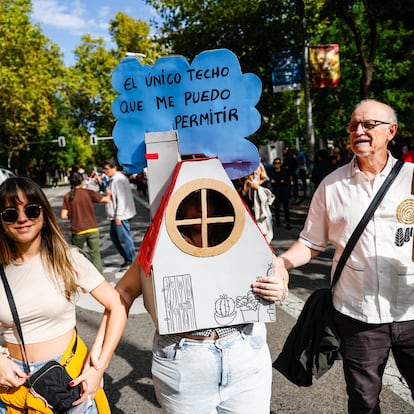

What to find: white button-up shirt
left=105, top=171, right=137, bottom=221
left=299, top=153, right=414, bottom=323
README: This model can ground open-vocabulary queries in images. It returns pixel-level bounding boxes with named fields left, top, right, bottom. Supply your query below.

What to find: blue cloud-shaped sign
left=112, top=48, right=262, bottom=179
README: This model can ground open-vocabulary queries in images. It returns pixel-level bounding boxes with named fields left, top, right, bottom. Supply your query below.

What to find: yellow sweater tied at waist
left=0, top=331, right=110, bottom=413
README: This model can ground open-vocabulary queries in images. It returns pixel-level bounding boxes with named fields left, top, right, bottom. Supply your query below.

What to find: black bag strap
left=331, top=159, right=404, bottom=288
left=0, top=265, right=31, bottom=373
left=0, top=265, right=78, bottom=373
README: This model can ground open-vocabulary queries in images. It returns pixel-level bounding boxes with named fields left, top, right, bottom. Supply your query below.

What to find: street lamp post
left=296, top=0, right=315, bottom=162
left=294, top=94, right=301, bottom=150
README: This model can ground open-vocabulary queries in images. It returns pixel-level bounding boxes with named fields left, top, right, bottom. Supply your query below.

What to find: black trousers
left=334, top=311, right=414, bottom=414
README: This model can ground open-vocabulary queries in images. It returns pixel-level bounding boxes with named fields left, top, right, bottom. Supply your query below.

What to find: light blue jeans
left=151, top=323, right=272, bottom=414
left=0, top=357, right=97, bottom=414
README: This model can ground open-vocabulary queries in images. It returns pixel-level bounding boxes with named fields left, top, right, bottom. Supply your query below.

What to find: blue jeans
left=109, top=219, right=136, bottom=265
left=0, top=357, right=97, bottom=414
left=151, top=323, right=272, bottom=414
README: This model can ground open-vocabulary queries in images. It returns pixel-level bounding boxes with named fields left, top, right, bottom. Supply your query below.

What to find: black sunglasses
left=0, top=204, right=42, bottom=224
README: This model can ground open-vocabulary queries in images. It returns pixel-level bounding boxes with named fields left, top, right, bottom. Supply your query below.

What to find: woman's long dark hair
left=0, top=177, right=78, bottom=300
left=69, top=172, right=83, bottom=202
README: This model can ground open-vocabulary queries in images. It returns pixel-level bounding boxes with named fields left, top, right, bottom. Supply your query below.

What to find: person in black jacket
left=310, top=149, right=337, bottom=190
left=269, top=158, right=291, bottom=230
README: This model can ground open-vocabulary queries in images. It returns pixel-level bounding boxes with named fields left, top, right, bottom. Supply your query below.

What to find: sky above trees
left=31, top=0, right=158, bottom=65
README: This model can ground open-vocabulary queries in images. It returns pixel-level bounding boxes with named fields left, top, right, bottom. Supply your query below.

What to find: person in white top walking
left=104, top=158, right=137, bottom=269
left=274, top=99, right=414, bottom=413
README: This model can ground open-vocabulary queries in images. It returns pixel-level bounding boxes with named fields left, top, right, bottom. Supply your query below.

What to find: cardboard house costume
left=139, top=151, right=276, bottom=335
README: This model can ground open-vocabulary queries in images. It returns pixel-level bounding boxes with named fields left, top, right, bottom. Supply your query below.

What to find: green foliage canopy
left=0, top=0, right=64, bottom=171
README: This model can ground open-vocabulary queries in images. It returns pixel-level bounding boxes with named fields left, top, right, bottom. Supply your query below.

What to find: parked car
left=0, top=168, right=16, bottom=185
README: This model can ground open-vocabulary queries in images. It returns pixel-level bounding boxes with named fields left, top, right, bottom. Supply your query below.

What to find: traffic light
left=90, top=135, right=97, bottom=145
left=58, top=136, right=66, bottom=147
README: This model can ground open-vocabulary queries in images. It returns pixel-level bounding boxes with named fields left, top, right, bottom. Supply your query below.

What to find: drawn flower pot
left=239, top=307, right=260, bottom=322
left=236, top=290, right=260, bottom=322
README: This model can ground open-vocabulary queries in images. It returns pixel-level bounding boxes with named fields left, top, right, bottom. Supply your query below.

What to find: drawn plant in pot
left=214, top=294, right=237, bottom=325
left=236, top=290, right=260, bottom=322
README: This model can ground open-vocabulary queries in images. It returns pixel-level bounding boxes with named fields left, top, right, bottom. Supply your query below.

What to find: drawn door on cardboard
left=163, top=178, right=245, bottom=332
left=163, top=273, right=196, bottom=333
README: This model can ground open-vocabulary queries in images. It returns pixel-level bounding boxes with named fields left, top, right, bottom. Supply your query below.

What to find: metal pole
left=297, top=0, right=315, bottom=162
left=295, top=94, right=301, bottom=150
left=303, top=44, right=315, bottom=162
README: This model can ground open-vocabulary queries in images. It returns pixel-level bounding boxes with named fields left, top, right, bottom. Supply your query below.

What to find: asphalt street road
left=44, top=183, right=414, bottom=414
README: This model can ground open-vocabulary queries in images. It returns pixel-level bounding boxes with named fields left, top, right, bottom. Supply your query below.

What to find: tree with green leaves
left=63, top=12, right=164, bottom=171
left=147, top=0, right=298, bottom=146
left=146, top=0, right=414, bottom=156
left=63, top=35, right=118, bottom=169
left=308, top=0, right=414, bottom=148
left=0, top=0, right=66, bottom=176
left=3, top=0, right=414, bottom=176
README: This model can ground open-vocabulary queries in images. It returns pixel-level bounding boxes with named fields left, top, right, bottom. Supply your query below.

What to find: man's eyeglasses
left=346, top=120, right=391, bottom=134
left=0, top=204, right=42, bottom=224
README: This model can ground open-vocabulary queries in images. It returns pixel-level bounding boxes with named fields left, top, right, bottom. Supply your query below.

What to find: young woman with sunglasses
left=0, top=177, right=126, bottom=413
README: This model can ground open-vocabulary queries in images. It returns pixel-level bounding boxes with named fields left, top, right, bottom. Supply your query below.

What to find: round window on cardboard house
left=166, top=179, right=245, bottom=257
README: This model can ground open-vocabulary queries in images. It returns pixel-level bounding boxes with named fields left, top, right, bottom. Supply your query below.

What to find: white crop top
left=0, top=249, right=104, bottom=344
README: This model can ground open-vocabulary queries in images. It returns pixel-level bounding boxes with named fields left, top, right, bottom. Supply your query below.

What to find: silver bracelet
left=0, top=346, right=10, bottom=357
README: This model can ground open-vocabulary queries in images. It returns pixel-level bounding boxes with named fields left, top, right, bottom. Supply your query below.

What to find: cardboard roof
left=138, top=156, right=273, bottom=276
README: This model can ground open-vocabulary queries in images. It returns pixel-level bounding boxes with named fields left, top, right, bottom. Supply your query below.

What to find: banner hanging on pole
left=309, top=44, right=340, bottom=88
left=271, top=49, right=302, bottom=93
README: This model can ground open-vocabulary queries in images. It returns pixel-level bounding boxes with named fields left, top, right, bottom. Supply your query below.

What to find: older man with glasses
left=274, top=99, right=414, bottom=413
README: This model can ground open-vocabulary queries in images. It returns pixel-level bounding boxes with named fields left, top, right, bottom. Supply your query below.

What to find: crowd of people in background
left=248, top=132, right=414, bottom=239
left=231, top=130, right=414, bottom=244
left=56, top=160, right=139, bottom=272
left=23, top=131, right=414, bottom=250
left=45, top=164, right=148, bottom=201
left=233, top=142, right=352, bottom=239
